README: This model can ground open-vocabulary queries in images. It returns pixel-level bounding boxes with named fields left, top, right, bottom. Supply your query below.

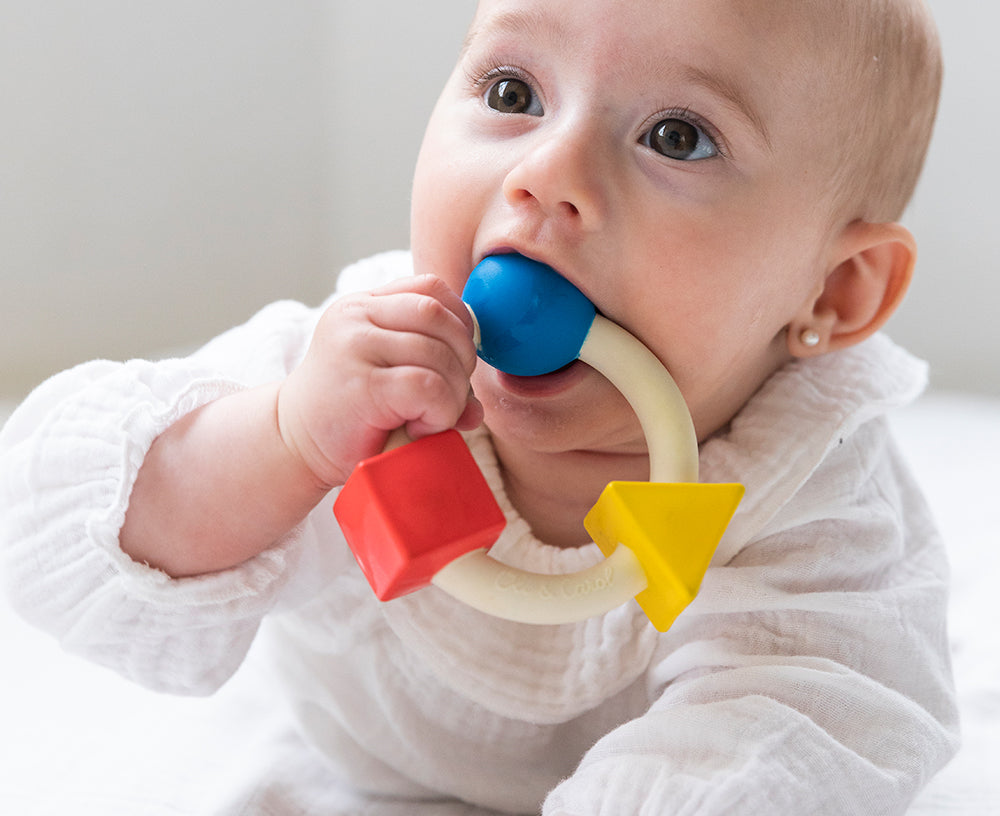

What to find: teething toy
left=334, top=254, right=744, bottom=632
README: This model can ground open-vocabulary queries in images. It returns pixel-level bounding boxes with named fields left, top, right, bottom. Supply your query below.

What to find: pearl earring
left=800, top=328, right=821, bottom=348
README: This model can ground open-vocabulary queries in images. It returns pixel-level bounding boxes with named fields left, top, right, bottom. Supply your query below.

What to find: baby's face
left=411, top=0, right=844, bottom=456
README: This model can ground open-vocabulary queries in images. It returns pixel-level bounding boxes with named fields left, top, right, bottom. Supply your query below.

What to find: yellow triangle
left=584, top=481, right=744, bottom=631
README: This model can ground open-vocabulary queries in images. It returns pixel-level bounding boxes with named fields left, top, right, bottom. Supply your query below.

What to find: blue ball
left=462, top=254, right=596, bottom=376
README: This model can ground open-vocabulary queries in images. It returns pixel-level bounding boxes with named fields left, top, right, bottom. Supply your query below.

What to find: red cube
left=334, top=430, right=507, bottom=600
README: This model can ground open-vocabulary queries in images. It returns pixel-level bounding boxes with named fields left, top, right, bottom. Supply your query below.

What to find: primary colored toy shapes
left=334, top=254, right=743, bottom=632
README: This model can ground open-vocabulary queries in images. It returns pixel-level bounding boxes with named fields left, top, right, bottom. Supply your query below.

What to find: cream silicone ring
left=425, top=255, right=743, bottom=632
left=430, top=310, right=700, bottom=625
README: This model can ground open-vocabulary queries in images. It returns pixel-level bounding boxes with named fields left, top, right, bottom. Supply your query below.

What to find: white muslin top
left=0, top=251, right=958, bottom=815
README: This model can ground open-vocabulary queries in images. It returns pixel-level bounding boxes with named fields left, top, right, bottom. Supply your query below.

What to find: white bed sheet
left=1, top=391, right=998, bottom=814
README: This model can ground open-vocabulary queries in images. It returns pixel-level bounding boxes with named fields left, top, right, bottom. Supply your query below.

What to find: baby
left=0, top=0, right=956, bottom=814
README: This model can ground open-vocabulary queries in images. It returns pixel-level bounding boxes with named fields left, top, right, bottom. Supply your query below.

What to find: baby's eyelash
left=464, top=59, right=535, bottom=95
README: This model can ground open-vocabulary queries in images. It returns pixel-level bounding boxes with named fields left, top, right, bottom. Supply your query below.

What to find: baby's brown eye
left=486, top=78, right=540, bottom=115
left=647, top=118, right=718, bottom=161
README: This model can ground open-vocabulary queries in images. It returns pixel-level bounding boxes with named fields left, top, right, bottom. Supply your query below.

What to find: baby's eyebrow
left=460, top=8, right=565, bottom=59
left=681, top=64, right=772, bottom=152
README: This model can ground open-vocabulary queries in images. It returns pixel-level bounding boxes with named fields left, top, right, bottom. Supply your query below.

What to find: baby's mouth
left=494, top=358, right=591, bottom=397
left=463, top=253, right=597, bottom=378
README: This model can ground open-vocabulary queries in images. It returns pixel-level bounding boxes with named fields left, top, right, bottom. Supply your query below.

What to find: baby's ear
left=788, top=220, right=915, bottom=357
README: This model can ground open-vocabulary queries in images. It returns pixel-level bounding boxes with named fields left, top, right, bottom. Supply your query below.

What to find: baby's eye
left=645, top=118, right=718, bottom=161
left=485, top=78, right=543, bottom=116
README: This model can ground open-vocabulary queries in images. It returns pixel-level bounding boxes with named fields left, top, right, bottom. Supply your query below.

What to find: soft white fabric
left=0, top=251, right=959, bottom=815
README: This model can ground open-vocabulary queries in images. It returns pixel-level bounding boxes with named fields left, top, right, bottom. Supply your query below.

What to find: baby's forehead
left=465, top=0, right=854, bottom=116
left=467, top=0, right=853, bottom=67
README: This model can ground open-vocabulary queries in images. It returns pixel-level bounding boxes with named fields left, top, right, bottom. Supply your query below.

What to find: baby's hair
left=823, top=0, right=942, bottom=223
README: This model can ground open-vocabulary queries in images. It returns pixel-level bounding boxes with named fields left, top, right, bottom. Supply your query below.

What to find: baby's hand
left=277, top=275, right=483, bottom=489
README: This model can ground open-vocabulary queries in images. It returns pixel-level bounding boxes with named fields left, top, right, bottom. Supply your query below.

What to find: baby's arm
left=1, top=258, right=479, bottom=692
left=543, top=414, right=960, bottom=815
left=546, top=597, right=956, bottom=813
left=121, top=274, right=480, bottom=578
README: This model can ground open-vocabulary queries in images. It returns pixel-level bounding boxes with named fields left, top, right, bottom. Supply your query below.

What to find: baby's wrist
left=272, top=380, right=346, bottom=492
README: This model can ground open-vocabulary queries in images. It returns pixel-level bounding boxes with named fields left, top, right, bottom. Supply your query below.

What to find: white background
left=1, top=0, right=995, bottom=400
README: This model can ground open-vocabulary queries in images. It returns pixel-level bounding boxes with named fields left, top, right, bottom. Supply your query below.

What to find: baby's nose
left=501, top=120, right=610, bottom=231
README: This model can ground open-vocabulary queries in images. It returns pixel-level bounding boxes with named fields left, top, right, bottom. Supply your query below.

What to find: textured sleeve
left=544, top=427, right=960, bottom=816
left=0, top=298, right=325, bottom=695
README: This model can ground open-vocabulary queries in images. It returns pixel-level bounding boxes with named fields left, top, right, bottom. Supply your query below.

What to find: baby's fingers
left=356, top=326, right=474, bottom=425
left=367, top=364, right=473, bottom=439
left=366, top=275, right=478, bottom=374
left=283, top=275, right=482, bottom=484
